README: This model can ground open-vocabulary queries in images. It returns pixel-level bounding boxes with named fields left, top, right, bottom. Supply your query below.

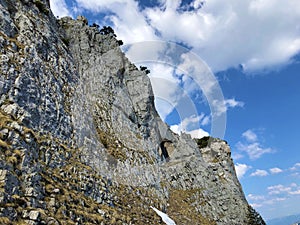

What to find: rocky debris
left=0, top=0, right=265, bottom=224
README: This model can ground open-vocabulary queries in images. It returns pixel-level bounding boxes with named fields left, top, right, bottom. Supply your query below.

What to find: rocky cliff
left=0, top=0, right=265, bottom=224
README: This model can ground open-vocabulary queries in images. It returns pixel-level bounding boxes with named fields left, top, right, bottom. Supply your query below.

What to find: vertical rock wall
left=0, top=0, right=265, bottom=224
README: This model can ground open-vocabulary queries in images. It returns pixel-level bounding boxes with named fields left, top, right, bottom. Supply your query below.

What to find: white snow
left=150, top=206, right=177, bottom=225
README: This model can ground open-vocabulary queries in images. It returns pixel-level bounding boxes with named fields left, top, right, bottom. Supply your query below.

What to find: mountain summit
left=0, top=0, right=265, bottom=224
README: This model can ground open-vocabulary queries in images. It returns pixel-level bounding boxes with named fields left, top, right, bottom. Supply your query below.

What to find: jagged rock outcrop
left=0, top=0, right=265, bottom=224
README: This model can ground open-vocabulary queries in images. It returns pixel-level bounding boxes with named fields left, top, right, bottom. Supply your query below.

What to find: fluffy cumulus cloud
left=242, top=166, right=283, bottom=178
left=145, top=0, right=300, bottom=71
left=268, top=183, right=300, bottom=196
left=247, top=183, right=300, bottom=217
left=170, top=114, right=209, bottom=138
left=269, top=167, right=283, bottom=174
left=49, top=0, right=72, bottom=17
left=247, top=164, right=300, bottom=179
left=50, top=0, right=300, bottom=72
left=171, top=125, right=209, bottom=139
left=236, top=142, right=274, bottom=160
left=247, top=194, right=265, bottom=201
left=235, top=129, right=274, bottom=160
left=232, top=152, right=244, bottom=161
left=242, top=129, right=258, bottom=142
left=290, top=162, right=300, bottom=171
left=288, top=163, right=300, bottom=178
left=75, top=0, right=158, bottom=42
left=211, top=98, right=244, bottom=116
left=250, top=169, right=269, bottom=177
left=289, top=189, right=300, bottom=195
left=268, top=184, right=293, bottom=195
left=235, top=163, right=251, bottom=179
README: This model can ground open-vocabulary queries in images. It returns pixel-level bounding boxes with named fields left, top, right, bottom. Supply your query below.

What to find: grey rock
left=25, top=187, right=36, bottom=197
left=29, top=210, right=40, bottom=221
left=0, top=0, right=265, bottom=224
left=45, top=217, right=60, bottom=225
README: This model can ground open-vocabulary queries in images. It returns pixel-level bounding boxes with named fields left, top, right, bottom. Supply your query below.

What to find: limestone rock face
left=0, top=0, right=265, bottom=224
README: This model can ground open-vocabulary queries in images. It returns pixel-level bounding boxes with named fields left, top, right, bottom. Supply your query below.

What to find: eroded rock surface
left=0, top=0, right=265, bottom=224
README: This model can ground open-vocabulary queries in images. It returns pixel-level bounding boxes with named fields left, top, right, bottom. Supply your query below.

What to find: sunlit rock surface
left=0, top=0, right=265, bottom=224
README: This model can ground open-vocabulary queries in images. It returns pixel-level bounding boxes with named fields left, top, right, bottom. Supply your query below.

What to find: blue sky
left=49, top=0, right=300, bottom=221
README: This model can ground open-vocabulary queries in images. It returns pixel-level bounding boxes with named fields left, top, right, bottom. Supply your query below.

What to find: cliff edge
left=0, top=0, right=265, bottom=224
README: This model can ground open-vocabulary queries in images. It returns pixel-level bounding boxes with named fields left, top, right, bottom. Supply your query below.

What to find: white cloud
left=267, top=183, right=300, bottom=196
left=290, top=162, right=300, bottom=171
left=224, top=98, right=245, bottom=108
left=212, top=98, right=244, bottom=116
left=267, top=184, right=292, bottom=195
left=144, top=0, right=300, bottom=72
left=176, top=114, right=206, bottom=131
left=169, top=124, right=180, bottom=134
left=65, top=0, right=300, bottom=72
left=185, top=128, right=209, bottom=139
left=291, top=172, right=300, bottom=178
left=174, top=50, right=238, bottom=137
left=75, top=0, right=128, bottom=10
left=201, top=115, right=210, bottom=126
left=236, top=142, right=274, bottom=160
left=170, top=114, right=209, bottom=139
left=49, top=0, right=72, bottom=17
left=75, top=0, right=158, bottom=43
left=264, top=197, right=287, bottom=205
left=176, top=47, right=217, bottom=96
left=235, top=163, right=251, bottom=179
left=289, top=190, right=300, bottom=195
left=250, top=203, right=263, bottom=208
left=248, top=186, right=300, bottom=215
left=247, top=194, right=265, bottom=201
left=289, top=189, right=300, bottom=195
left=250, top=169, right=269, bottom=177
left=269, top=167, right=283, bottom=174
left=124, top=42, right=165, bottom=65
left=146, top=64, right=181, bottom=120
left=232, top=152, right=244, bottom=160
left=291, top=183, right=298, bottom=187
left=248, top=183, right=300, bottom=217
left=242, top=129, right=258, bottom=142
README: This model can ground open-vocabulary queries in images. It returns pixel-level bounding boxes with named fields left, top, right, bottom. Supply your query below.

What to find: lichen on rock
left=0, top=1, right=266, bottom=224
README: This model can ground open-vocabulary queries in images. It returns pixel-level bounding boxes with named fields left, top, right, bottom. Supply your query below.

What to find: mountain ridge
left=0, top=0, right=265, bottom=224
